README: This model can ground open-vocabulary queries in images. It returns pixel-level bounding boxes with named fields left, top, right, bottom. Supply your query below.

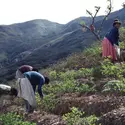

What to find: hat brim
left=113, top=21, right=121, bottom=25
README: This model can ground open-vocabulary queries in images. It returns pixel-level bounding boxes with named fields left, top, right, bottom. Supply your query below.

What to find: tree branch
left=98, top=0, right=112, bottom=35
left=80, top=0, right=112, bottom=42
left=79, top=24, right=101, bottom=42
left=92, top=6, right=101, bottom=24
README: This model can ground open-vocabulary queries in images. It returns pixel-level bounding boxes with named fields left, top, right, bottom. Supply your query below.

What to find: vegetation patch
left=0, top=112, right=36, bottom=125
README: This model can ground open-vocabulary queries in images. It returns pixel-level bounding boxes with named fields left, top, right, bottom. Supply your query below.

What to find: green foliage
left=46, top=68, right=94, bottom=96
left=120, top=27, right=125, bottom=42
left=84, top=115, right=100, bottom=125
left=76, top=68, right=93, bottom=78
left=63, top=107, right=83, bottom=125
left=84, top=44, right=101, bottom=57
left=100, top=59, right=125, bottom=79
left=0, top=112, right=36, bottom=125
left=63, top=107, right=99, bottom=125
left=49, top=68, right=93, bottom=82
left=50, top=43, right=102, bottom=71
left=36, top=94, right=58, bottom=111
left=80, top=21, right=86, bottom=26
left=49, top=70, right=58, bottom=80
left=75, top=84, right=95, bottom=93
left=43, top=78, right=93, bottom=96
left=102, top=80, right=125, bottom=93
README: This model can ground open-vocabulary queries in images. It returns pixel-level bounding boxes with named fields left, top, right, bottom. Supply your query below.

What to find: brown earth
left=52, top=93, right=125, bottom=116
left=1, top=93, right=125, bottom=125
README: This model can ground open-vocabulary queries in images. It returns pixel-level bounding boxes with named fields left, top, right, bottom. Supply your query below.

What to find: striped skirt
left=102, top=37, right=117, bottom=61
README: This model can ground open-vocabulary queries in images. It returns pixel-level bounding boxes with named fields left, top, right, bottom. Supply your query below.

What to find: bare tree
left=80, top=0, right=112, bottom=42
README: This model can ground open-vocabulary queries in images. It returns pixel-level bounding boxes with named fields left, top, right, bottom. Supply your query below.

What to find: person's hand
left=114, top=44, right=118, bottom=48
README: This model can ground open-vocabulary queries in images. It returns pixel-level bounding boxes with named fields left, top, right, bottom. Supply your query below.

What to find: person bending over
left=23, top=71, right=50, bottom=112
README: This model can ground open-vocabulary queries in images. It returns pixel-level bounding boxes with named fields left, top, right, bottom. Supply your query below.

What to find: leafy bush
left=49, top=68, right=93, bottom=83
left=84, top=44, right=101, bottom=57
left=49, top=70, right=58, bottom=80
left=63, top=107, right=99, bottom=125
left=0, top=112, right=36, bottom=125
left=102, top=80, right=125, bottom=93
left=101, top=59, right=120, bottom=78
left=63, top=107, right=83, bottom=125
left=43, top=79, right=93, bottom=96
left=38, top=94, right=58, bottom=111
left=120, top=27, right=125, bottom=42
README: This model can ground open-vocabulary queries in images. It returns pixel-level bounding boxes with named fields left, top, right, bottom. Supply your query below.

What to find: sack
left=15, top=69, right=24, bottom=79
left=114, top=45, right=120, bottom=58
left=17, top=78, right=37, bottom=108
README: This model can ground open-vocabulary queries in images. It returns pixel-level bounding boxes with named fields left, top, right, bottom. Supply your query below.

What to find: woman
left=102, top=19, right=121, bottom=62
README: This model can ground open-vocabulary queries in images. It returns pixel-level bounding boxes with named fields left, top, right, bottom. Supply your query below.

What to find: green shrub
left=102, top=80, right=125, bottom=93
left=0, top=112, right=36, bottom=125
left=100, top=59, right=125, bottom=79
left=41, top=94, right=58, bottom=111
left=84, top=44, right=101, bottom=57
left=63, top=107, right=99, bottom=125
left=120, top=27, right=125, bottom=43
left=75, top=84, right=95, bottom=93
left=63, top=107, right=84, bottom=125
left=49, top=70, right=58, bottom=80
left=43, top=79, right=93, bottom=96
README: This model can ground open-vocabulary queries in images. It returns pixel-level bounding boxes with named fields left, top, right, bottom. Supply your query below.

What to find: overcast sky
left=0, top=0, right=124, bottom=25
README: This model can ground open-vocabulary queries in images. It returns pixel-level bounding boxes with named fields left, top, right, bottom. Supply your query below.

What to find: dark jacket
left=105, top=27, right=119, bottom=46
left=24, top=71, right=45, bottom=98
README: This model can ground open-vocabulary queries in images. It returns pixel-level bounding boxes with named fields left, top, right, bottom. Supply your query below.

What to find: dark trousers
left=25, top=100, right=34, bottom=113
left=24, top=83, right=37, bottom=113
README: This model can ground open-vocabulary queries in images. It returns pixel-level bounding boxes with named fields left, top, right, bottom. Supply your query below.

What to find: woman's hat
left=113, top=19, right=121, bottom=26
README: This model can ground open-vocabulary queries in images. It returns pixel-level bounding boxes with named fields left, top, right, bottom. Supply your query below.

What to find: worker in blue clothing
left=23, top=71, right=50, bottom=112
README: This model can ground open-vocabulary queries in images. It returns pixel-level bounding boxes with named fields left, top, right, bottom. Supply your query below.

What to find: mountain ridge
left=0, top=8, right=125, bottom=82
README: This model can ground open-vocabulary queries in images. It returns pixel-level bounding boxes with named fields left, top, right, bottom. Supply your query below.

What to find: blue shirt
left=105, top=27, right=119, bottom=46
left=24, top=71, right=45, bottom=97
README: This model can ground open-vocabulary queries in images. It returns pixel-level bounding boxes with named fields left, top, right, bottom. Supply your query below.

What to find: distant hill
left=0, top=8, right=125, bottom=82
left=0, top=19, right=63, bottom=63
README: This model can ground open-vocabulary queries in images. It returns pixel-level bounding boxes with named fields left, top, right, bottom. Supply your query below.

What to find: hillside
left=1, top=36, right=125, bottom=125
left=0, top=8, right=125, bottom=82
left=0, top=19, right=63, bottom=63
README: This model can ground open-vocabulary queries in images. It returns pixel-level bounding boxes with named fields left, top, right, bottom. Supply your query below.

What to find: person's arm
left=38, top=79, right=44, bottom=98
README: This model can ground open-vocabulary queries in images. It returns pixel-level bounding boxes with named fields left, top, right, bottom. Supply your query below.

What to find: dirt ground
left=1, top=94, right=125, bottom=125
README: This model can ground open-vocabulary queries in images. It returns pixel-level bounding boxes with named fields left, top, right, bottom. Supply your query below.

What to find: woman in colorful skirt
left=102, top=19, right=121, bottom=62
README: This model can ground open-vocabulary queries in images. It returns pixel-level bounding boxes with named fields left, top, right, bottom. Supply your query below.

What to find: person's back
left=105, top=27, right=119, bottom=46
left=24, top=71, right=44, bottom=85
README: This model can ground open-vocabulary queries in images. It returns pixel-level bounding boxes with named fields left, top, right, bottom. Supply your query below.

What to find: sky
left=0, top=0, right=124, bottom=25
